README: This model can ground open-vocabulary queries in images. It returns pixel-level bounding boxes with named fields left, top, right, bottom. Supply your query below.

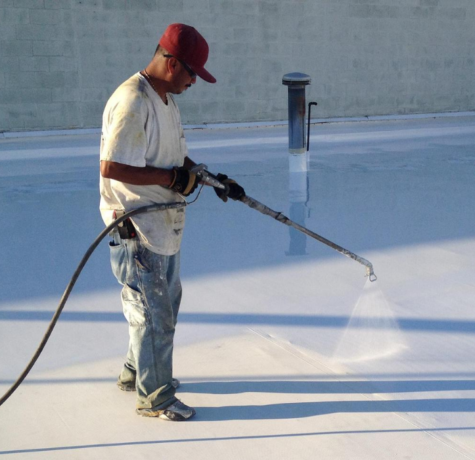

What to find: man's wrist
left=168, top=168, right=178, bottom=188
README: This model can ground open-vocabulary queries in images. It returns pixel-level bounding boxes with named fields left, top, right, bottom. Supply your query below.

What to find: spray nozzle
left=366, top=266, right=377, bottom=282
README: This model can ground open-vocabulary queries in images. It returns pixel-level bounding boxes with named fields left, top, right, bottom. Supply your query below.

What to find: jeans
left=110, top=232, right=181, bottom=409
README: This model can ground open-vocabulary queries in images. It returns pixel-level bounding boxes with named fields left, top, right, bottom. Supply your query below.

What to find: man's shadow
left=182, top=380, right=475, bottom=422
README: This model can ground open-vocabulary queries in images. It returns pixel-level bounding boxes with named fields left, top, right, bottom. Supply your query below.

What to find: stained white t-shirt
left=100, top=72, right=188, bottom=256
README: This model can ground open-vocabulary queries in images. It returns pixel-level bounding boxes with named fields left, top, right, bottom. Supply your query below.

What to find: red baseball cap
left=159, top=23, right=216, bottom=84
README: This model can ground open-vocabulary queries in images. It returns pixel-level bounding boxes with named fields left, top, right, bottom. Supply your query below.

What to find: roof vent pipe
left=282, top=72, right=311, bottom=172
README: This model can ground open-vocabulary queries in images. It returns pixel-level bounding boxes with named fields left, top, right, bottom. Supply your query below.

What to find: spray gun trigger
left=190, top=163, right=208, bottom=174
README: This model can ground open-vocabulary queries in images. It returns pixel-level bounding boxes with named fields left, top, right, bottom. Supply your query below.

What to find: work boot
left=136, top=399, right=196, bottom=421
left=117, top=377, right=180, bottom=392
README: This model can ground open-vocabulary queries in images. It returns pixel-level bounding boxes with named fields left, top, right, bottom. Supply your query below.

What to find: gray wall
left=0, top=0, right=474, bottom=132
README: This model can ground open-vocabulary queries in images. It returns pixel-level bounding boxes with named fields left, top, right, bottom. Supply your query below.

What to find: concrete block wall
left=0, top=0, right=474, bottom=132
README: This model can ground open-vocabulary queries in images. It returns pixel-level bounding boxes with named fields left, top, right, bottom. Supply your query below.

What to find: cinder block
left=77, top=39, right=114, bottom=57
left=223, top=99, right=246, bottom=116
left=261, top=41, right=292, bottom=57
left=55, top=71, right=79, bottom=88
left=80, top=69, right=119, bottom=87
left=256, top=27, right=279, bottom=43
left=13, top=0, right=44, bottom=8
left=180, top=100, right=200, bottom=119
left=209, top=1, right=237, bottom=14
left=7, top=70, right=79, bottom=89
left=223, top=42, right=252, bottom=56
left=60, top=102, right=81, bottom=128
left=52, top=87, right=80, bottom=102
left=0, top=88, right=52, bottom=103
left=0, top=23, right=16, bottom=40
left=102, top=0, right=126, bottom=10
left=408, top=7, right=436, bottom=19
left=45, top=0, right=71, bottom=9
left=349, top=5, right=400, bottom=19
left=0, top=7, right=29, bottom=24
left=80, top=100, right=104, bottom=127
left=1, top=103, right=38, bottom=129
left=441, top=8, right=466, bottom=20
left=35, top=101, right=81, bottom=128
left=74, top=21, right=106, bottom=40
left=0, top=107, right=25, bottom=131
left=198, top=100, right=219, bottom=117
left=257, top=1, right=279, bottom=15
left=5, top=70, right=43, bottom=88
left=126, top=0, right=157, bottom=10
left=59, top=9, right=73, bottom=26
left=15, top=24, right=63, bottom=40
left=219, top=11, right=257, bottom=30
left=1, top=40, right=33, bottom=56
left=124, top=40, right=149, bottom=55
left=233, top=28, right=256, bottom=42
left=49, top=56, right=77, bottom=71
left=182, top=0, right=208, bottom=13
left=19, top=56, right=50, bottom=71
left=0, top=56, right=19, bottom=72
left=103, top=26, right=138, bottom=40
left=33, top=40, right=68, bottom=56
left=28, top=8, right=62, bottom=23
left=71, top=0, right=100, bottom=9
left=80, top=87, right=110, bottom=101
left=62, top=40, right=75, bottom=57
left=281, top=1, right=305, bottom=19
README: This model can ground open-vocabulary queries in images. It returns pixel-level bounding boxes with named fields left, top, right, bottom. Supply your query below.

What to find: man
left=99, top=23, right=245, bottom=421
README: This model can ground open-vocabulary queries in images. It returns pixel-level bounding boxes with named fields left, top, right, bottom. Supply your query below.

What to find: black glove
left=213, top=173, right=246, bottom=203
left=169, top=166, right=199, bottom=196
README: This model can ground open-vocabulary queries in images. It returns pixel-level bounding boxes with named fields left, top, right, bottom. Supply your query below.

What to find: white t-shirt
left=100, top=72, right=188, bottom=256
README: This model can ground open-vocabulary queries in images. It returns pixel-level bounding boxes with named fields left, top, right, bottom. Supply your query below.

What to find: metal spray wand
left=193, top=164, right=377, bottom=282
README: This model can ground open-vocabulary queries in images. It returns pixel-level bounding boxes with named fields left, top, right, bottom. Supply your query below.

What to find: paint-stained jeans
left=110, top=232, right=181, bottom=409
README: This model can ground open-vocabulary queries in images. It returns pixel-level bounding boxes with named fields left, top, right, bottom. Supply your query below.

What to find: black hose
left=0, top=202, right=186, bottom=408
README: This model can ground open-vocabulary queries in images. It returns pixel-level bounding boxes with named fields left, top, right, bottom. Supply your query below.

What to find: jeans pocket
left=134, top=244, right=153, bottom=273
left=109, top=241, right=127, bottom=284
left=121, top=284, right=150, bottom=327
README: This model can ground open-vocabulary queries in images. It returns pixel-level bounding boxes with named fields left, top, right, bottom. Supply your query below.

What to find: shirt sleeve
left=100, top=94, right=149, bottom=167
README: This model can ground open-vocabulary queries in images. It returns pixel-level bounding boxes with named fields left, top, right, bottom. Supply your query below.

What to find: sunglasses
left=164, top=54, right=197, bottom=79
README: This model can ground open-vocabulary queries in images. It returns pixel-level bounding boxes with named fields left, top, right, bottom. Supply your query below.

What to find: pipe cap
left=282, top=72, right=311, bottom=86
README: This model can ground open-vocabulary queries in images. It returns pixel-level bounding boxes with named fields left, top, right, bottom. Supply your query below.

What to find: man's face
left=171, top=60, right=197, bottom=94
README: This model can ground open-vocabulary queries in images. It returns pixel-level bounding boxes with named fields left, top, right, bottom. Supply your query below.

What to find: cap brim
left=194, top=66, right=216, bottom=84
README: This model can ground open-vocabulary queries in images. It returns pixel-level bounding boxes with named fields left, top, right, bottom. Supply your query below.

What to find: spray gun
left=190, top=163, right=226, bottom=190
left=190, top=164, right=377, bottom=282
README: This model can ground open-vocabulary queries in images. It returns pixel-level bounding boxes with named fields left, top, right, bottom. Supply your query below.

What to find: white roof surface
left=1, top=115, right=475, bottom=459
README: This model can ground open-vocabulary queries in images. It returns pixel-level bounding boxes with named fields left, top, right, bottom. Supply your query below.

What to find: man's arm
left=100, top=160, right=174, bottom=187
left=100, top=159, right=200, bottom=196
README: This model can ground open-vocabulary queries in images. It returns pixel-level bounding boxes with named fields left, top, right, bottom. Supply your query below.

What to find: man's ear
left=166, top=57, right=179, bottom=75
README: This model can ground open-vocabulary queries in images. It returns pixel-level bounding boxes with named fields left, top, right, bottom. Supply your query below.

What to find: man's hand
left=170, top=166, right=200, bottom=196
left=213, top=173, right=246, bottom=203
